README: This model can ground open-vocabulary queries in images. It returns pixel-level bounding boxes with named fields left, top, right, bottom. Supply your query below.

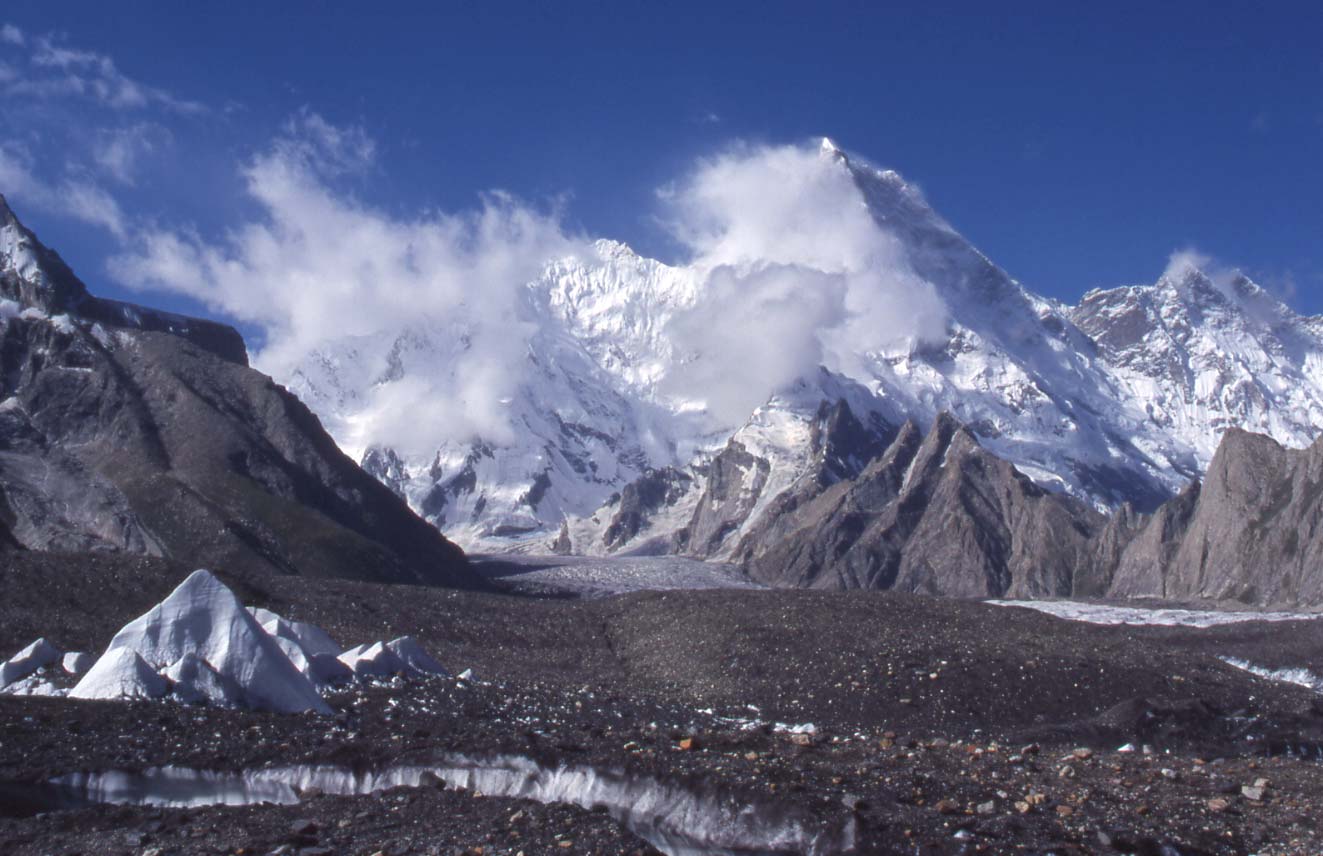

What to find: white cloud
left=92, top=123, right=169, bottom=184
left=109, top=114, right=583, bottom=454
left=1, top=30, right=201, bottom=112
left=659, top=140, right=948, bottom=424
left=0, top=143, right=125, bottom=236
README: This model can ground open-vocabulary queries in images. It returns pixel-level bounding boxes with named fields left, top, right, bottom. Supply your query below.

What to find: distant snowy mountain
left=283, top=139, right=1323, bottom=554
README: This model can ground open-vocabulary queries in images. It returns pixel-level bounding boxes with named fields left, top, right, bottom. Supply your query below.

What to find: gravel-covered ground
left=2, top=553, right=1323, bottom=854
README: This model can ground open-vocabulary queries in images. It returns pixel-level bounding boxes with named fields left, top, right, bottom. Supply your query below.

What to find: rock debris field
left=2, top=553, right=1323, bottom=855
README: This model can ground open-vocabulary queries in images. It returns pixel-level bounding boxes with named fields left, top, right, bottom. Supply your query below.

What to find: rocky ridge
left=0, top=195, right=477, bottom=587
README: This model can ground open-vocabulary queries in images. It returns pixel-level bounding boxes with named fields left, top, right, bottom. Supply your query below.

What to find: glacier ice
left=71, top=649, right=169, bottom=701
left=62, top=651, right=94, bottom=676
left=161, top=652, right=243, bottom=707
left=52, top=755, right=855, bottom=856
left=0, top=638, right=61, bottom=688
left=71, top=570, right=330, bottom=714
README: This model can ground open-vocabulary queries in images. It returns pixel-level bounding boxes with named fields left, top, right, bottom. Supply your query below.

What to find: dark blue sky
left=4, top=1, right=1322, bottom=316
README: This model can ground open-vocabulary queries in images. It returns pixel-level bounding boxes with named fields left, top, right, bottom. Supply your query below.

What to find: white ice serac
left=71, top=570, right=331, bottom=714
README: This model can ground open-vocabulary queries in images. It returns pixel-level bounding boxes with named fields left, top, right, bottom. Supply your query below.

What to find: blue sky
left=2, top=1, right=1322, bottom=326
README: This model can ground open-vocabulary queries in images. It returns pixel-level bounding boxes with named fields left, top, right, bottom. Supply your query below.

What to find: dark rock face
left=680, top=440, right=772, bottom=557
left=602, top=466, right=692, bottom=551
left=738, top=406, right=1323, bottom=606
left=1096, top=429, right=1323, bottom=606
left=1, top=199, right=246, bottom=366
left=0, top=196, right=477, bottom=588
left=739, top=413, right=1104, bottom=597
left=678, top=398, right=896, bottom=561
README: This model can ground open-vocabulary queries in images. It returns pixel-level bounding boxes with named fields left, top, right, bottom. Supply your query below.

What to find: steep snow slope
left=1072, top=265, right=1323, bottom=468
left=287, top=240, right=722, bottom=548
left=281, top=141, right=1323, bottom=553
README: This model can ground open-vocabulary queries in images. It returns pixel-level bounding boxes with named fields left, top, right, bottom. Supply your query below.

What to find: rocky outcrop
left=0, top=196, right=477, bottom=588
left=745, top=412, right=1323, bottom=606
left=1094, top=429, right=1323, bottom=606
left=602, top=467, right=693, bottom=551
left=740, top=413, right=1104, bottom=597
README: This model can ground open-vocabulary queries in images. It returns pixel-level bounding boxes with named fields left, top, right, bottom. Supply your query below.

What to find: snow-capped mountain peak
left=278, top=140, right=1323, bottom=553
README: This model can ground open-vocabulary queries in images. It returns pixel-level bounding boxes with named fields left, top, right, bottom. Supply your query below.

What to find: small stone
left=1241, top=785, right=1265, bottom=801
left=557, top=842, right=573, bottom=849
left=1025, top=793, right=1047, bottom=806
left=678, top=737, right=699, bottom=751
left=934, top=799, right=960, bottom=815
left=744, top=751, right=759, bottom=761
left=1055, top=805, right=1074, bottom=817
left=509, top=810, right=525, bottom=824
left=1058, top=765, right=1076, bottom=778
left=1159, top=768, right=1178, bottom=781
left=1072, top=747, right=1093, bottom=760
left=1253, top=777, right=1270, bottom=789
left=788, top=732, right=813, bottom=746
left=1014, top=800, right=1031, bottom=814
left=976, top=800, right=995, bottom=815
left=1207, top=798, right=1231, bottom=813
left=290, top=819, right=318, bottom=837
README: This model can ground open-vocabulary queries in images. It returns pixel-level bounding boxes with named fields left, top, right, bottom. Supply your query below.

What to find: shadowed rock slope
left=733, top=401, right=1323, bottom=606
left=0, top=195, right=476, bottom=587
left=737, top=412, right=1104, bottom=596
left=1086, top=429, right=1323, bottom=606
